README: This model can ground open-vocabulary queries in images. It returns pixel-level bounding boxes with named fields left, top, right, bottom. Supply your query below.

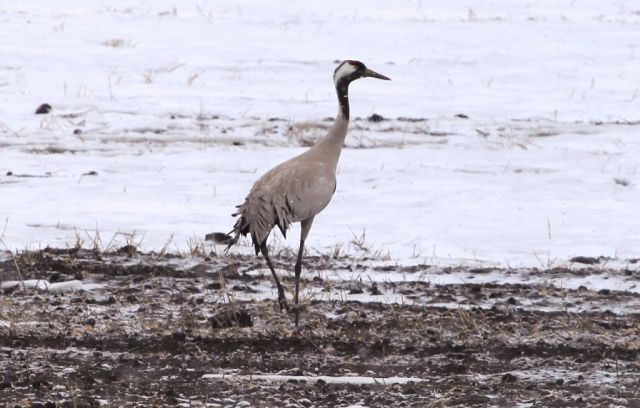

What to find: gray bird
left=207, top=60, right=390, bottom=326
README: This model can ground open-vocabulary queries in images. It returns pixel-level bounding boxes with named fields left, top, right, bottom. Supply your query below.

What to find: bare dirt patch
left=1, top=249, right=639, bottom=407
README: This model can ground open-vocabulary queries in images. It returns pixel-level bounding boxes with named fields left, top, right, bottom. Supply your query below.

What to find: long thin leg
left=294, top=239, right=305, bottom=326
left=260, top=241, right=289, bottom=311
left=294, top=218, right=314, bottom=327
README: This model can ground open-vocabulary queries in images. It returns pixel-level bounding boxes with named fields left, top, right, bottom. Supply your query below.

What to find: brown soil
left=1, top=248, right=639, bottom=407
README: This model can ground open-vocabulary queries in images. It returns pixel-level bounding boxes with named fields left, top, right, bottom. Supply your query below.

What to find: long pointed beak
left=363, top=68, right=391, bottom=81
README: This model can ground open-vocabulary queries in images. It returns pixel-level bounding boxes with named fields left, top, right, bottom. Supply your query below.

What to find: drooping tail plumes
left=207, top=193, right=293, bottom=255
left=229, top=201, right=255, bottom=253
left=231, top=196, right=280, bottom=255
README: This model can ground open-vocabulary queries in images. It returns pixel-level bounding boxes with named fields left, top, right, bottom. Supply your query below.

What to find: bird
left=206, top=60, right=390, bottom=326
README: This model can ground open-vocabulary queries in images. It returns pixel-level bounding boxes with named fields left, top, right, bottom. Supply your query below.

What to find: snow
left=307, top=260, right=640, bottom=293
left=202, top=373, right=425, bottom=385
left=1, top=278, right=104, bottom=292
left=1, top=1, right=639, bottom=268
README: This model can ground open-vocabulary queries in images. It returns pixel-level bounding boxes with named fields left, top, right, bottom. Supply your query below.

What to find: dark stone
left=31, top=377, right=50, bottom=388
left=232, top=284, right=258, bottom=293
left=35, top=103, right=52, bottom=114
left=209, top=309, right=253, bottom=329
left=205, top=282, right=222, bottom=290
left=569, top=256, right=600, bottom=265
left=172, top=331, right=186, bottom=341
left=501, top=373, right=518, bottom=383
left=368, top=113, right=385, bottom=122
left=368, top=284, right=382, bottom=295
left=3, top=285, right=17, bottom=295
left=117, top=244, right=138, bottom=256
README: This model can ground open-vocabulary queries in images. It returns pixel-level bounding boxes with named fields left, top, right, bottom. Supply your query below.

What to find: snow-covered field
left=1, top=0, right=639, bottom=268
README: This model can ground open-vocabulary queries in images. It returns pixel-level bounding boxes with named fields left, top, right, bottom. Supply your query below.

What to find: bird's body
left=207, top=60, right=390, bottom=326
left=231, top=116, right=348, bottom=253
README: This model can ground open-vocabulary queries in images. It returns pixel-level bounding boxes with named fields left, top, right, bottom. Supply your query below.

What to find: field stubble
left=0, top=248, right=639, bottom=407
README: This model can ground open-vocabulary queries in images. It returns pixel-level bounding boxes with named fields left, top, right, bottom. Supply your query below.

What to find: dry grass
left=285, top=121, right=330, bottom=147
left=2, top=248, right=639, bottom=402
left=143, top=62, right=185, bottom=84
left=101, top=38, right=136, bottom=48
left=185, top=235, right=207, bottom=257
left=186, top=71, right=201, bottom=86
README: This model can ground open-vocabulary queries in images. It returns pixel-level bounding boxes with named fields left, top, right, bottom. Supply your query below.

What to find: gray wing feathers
left=229, top=191, right=294, bottom=254
left=227, top=158, right=334, bottom=254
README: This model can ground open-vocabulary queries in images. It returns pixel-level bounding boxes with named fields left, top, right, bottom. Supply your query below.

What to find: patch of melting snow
left=3, top=346, right=131, bottom=362
left=316, top=266, right=640, bottom=294
left=504, top=366, right=635, bottom=388
left=1, top=279, right=104, bottom=292
left=0, top=251, right=11, bottom=262
left=163, top=258, right=203, bottom=270
left=202, top=373, right=425, bottom=385
left=318, top=265, right=639, bottom=311
left=313, top=290, right=410, bottom=306
left=193, top=261, right=640, bottom=314
left=2, top=279, right=48, bottom=290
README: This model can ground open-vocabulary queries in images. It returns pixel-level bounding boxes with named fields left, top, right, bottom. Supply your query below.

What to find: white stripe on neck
left=334, top=62, right=357, bottom=85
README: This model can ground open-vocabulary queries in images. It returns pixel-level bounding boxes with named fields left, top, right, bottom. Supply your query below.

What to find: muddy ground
left=0, top=248, right=639, bottom=407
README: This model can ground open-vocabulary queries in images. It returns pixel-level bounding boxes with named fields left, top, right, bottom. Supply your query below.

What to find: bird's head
left=333, top=60, right=391, bottom=86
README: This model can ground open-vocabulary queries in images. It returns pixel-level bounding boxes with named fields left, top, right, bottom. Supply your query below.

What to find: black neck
left=335, top=78, right=350, bottom=120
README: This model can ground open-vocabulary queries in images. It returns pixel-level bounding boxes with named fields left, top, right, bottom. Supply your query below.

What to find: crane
left=207, top=60, right=390, bottom=326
